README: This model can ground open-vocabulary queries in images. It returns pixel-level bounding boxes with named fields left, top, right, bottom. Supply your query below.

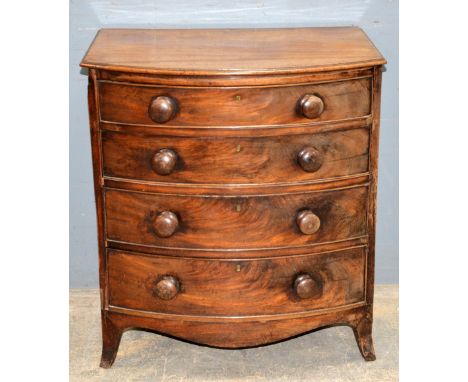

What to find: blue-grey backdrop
left=70, top=0, right=398, bottom=287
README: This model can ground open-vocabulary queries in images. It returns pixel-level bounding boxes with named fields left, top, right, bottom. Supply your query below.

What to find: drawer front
left=98, top=78, right=371, bottom=127
left=105, top=186, right=368, bottom=250
left=107, top=247, right=366, bottom=316
left=102, top=128, right=369, bottom=184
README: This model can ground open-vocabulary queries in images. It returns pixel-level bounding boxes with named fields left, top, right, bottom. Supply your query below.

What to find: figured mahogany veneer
left=98, top=78, right=371, bottom=127
left=81, top=27, right=385, bottom=368
left=102, top=128, right=370, bottom=184
left=104, top=186, right=368, bottom=250
left=107, top=247, right=366, bottom=316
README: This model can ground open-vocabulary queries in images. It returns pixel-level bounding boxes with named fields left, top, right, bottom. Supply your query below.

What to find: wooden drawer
left=104, top=186, right=368, bottom=251
left=107, top=247, right=366, bottom=316
left=102, top=128, right=369, bottom=184
left=98, top=78, right=371, bottom=127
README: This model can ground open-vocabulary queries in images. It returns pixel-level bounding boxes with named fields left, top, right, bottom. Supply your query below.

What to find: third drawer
left=105, top=185, right=368, bottom=251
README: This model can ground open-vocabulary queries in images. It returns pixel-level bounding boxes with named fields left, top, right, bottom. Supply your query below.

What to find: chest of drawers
left=80, top=27, right=385, bottom=368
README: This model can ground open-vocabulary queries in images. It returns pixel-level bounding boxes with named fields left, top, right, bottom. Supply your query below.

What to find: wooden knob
left=148, top=96, right=178, bottom=123
left=151, top=149, right=177, bottom=175
left=153, top=211, right=179, bottom=238
left=297, top=147, right=323, bottom=172
left=296, top=210, right=321, bottom=235
left=154, top=276, right=180, bottom=300
left=293, top=273, right=321, bottom=299
left=299, top=94, right=324, bottom=119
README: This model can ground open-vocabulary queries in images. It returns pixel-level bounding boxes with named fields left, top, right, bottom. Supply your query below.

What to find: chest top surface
left=80, top=27, right=385, bottom=76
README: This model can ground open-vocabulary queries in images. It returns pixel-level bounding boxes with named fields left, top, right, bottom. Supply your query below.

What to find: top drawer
left=98, top=78, right=371, bottom=127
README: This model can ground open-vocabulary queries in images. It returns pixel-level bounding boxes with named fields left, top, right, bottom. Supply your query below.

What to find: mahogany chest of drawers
left=80, top=27, right=386, bottom=368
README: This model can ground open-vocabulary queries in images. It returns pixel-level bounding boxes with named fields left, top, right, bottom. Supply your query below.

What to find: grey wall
left=70, top=0, right=398, bottom=287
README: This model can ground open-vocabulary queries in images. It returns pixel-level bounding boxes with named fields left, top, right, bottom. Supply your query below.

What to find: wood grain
left=87, top=70, right=107, bottom=309
left=80, top=28, right=385, bottom=75
left=98, top=78, right=371, bottom=127
left=102, top=173, right=370, bottom=197
left=104, top=186, right=369, bottom=250
left=107, top=247, right=366, bottom=316
left=101, top=128, right=370, bottom=185
left=100, top=305, right=372, bottom=351
left=107, top=237, right=368, bottom=259
left=99, top=116, right=372, bottom=138
left=365, top=67, right=383, bottom=307
left=97, top=67, right=373, bottom=87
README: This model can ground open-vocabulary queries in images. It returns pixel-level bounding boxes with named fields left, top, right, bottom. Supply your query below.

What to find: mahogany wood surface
left=81, top=27, right=385, bottom=367
left=99, top=117, right=372, bottom=138
left=365, top=67, right=383, bottom=308
left=80, top=27, right=385, bottom=75
left=87, top=71, right=108, bottom=311
left=98, top=78, right=371, bottom=127
left=99, top=305, right=372, bottom=361
left=103, top=173, right=370, bottom=198
left=104, top=186, right=368, bottom=251
left=108, top=237, right=369, bottom=259
left=101, top=128, right=370, bottom=184
left=107, top=247, right=366, bottom=316
left=97, top=67, right=374, bottom=87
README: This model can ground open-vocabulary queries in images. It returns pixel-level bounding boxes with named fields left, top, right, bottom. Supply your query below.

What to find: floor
left=70, top=285, right=398, bottom=382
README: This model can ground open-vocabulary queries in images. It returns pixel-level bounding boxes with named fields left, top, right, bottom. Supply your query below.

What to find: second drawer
left=105, top=185, right=368, bottom=250
left=102, top=128, right=369, bottom=184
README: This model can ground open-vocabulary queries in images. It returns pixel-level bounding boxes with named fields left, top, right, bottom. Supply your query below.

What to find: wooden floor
left=70, top=285, right=398, bottom=381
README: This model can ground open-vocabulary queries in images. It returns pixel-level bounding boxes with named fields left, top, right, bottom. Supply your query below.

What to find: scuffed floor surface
left=70, top=285, right=398, bottom=381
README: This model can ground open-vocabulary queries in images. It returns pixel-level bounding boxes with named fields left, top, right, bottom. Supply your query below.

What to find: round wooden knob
left=299, top=94, right=324, bottom=119
left=293, top=273, right=321, bottom=299
left=148, top=96, right=178, bottom=123
left=154, top=276, right=180, bottom=300
left=151, top=149, right=177, bottom=175
left=296, top=210, right=321, bottom=235
left=153, top=211, right=179, bottom=238
left=297, top=147, right=323, bottom=172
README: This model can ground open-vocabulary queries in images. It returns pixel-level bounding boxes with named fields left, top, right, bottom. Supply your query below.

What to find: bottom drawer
left=107, top=247, right=366, bottom=316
